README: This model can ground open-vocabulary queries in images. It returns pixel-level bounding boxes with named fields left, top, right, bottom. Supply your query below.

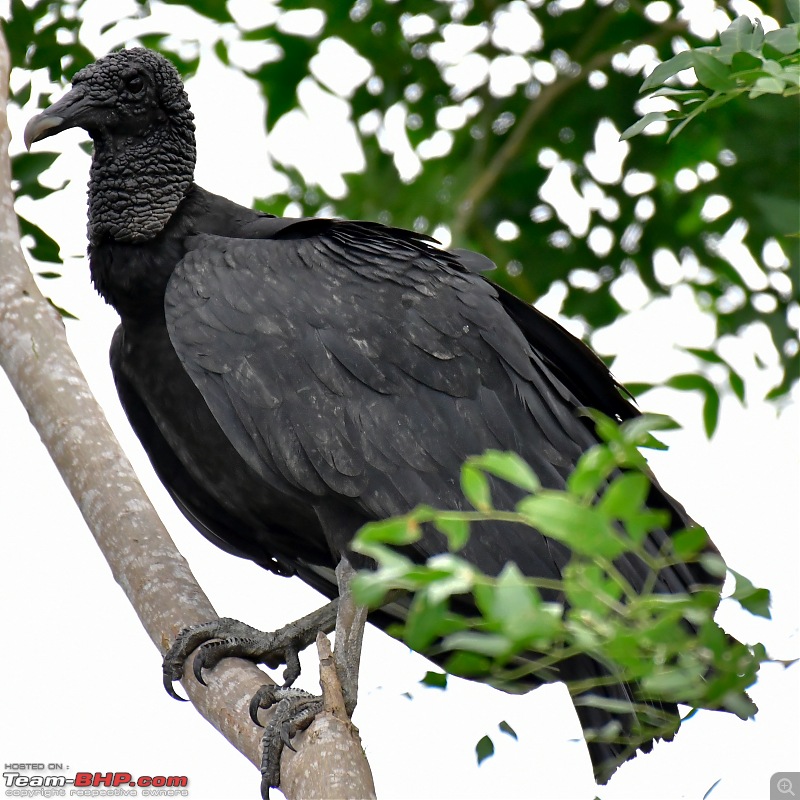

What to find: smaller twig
left=452, top=19, right=688, bottom=241
left=318, top=631, right=348, bottom=719
left=278, top=632, right=377, bottom=800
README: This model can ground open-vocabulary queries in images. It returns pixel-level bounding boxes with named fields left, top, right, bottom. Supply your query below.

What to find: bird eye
left=125, top=74, right=145, bottom=94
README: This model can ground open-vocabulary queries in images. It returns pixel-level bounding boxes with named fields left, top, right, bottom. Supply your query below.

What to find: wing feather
left=165, top=222, right=695, bottom=591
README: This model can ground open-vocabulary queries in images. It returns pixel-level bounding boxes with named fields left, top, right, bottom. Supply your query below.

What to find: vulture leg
left=251, top=558, right=369, bottom=798
left=162, top=600, right=340, bottom=699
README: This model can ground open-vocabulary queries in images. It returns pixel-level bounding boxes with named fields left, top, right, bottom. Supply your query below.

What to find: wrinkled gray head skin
left=26, top=48, right=196, bottom=243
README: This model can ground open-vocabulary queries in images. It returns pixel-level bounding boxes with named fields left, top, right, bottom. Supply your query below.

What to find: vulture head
left=25, top=48, right=196, bottom=243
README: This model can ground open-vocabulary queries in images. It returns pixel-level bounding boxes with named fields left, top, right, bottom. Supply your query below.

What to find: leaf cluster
left=351, top=415, right=770, bottom=757
left=622, top=15, right=800, bottom=141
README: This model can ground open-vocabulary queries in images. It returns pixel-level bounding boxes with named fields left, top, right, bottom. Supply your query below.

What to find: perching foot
left=250, top=685, right=324, bottom=799
left=162, top=602, right=339, bottom=699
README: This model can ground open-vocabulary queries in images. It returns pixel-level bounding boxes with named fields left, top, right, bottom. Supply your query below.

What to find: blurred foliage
left=3, top=0, right=798, bottom=412
left=622, top=15, right=800, bottom=140
left=350, top=416, right=771, bottom=762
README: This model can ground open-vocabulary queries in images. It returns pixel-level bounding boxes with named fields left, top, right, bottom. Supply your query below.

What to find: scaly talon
left=250, top=686, right=324, bottom=799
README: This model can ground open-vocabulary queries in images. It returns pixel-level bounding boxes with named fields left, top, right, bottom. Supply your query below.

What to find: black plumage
left=25, top=48, right=724, bottom=784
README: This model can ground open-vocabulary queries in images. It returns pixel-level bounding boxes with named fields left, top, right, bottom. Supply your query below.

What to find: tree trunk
left=0, top=29, right=375, bottom=800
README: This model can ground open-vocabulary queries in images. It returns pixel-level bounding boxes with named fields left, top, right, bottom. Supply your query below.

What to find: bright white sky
left=1, top=1, right=798, bottom=799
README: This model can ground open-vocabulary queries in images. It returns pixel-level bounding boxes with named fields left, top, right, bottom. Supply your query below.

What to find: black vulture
left=25, top=48, right=725, bottom=793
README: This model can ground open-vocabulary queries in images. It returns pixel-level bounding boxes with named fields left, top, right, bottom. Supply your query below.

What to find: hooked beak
left=24, top=85, right=92, bottom=150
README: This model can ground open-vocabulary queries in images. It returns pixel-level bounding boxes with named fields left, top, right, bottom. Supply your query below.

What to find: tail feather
left=560, top=655, right=680, bottom=784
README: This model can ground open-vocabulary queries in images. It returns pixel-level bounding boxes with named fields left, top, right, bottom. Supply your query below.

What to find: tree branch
left=452, top=19, right=688, bottom=242
left=0, top=29, right=374, bottom=800
left=280, top=634, right=377, bottom=799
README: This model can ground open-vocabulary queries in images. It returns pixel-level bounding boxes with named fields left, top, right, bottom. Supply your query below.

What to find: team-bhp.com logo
left=3, top=766, right=189, bottom=796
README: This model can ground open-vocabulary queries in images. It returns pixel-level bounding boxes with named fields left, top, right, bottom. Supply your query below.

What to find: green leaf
left=442, top=631, right=511, bottom=658
left=719, top=16, right=762, bottom=55
left=580, top=409, right=623, bottom=443
left=420, top=671, right=447, bottom=689
left=498, top=720, right=518, bottom=740
left=622, top=382, right=655, bottom=397
left=690, top=52, right=736, bottom=92
left=699, top=553, right=728, bottom=579
left=423, top=554, right=478, bottom=604
left=649, top=87, right=708, bottom=102
left=620, top=111, right=679, bottom=141
left=574, top=694, right=658, bottom=716
left=567, top=445, right=617, bottom=499
left=46, top=298, right=78, bottom=320
left=3, top=0, right=35, bottom=68
left=11, top=79, right=32, bottom=106
left=664, top=373, right=720, bottom=435
left=749, top=76, right=787, bottom=97
left=703, top=387, right=721, bottom=438
left=782, top=65, right=800, bottom=87
left=671, top=527, right=710, bottom=559
left=356, top=516, right=420, bottom=546
left=667, top=88, right=740, bottom=140
left=729, top=569, right=771, bottom=618
left=729, top=369, right=746, bottom=403
left=350, top=572, right=392, bottom=607
left=563, top=562, right=623, bottom=616
left=213, top=39, right=230, bottom=66
left=598, top=473, right=650, bottom=521
left=762, top=59, right=787, bottom=78
left=16, top=178, right=67, bottom=200
left=17, top=215, right=61, bottom=263
left=641, top=665, right=707, bottom=699
left=626, top=508, right=671, bottom=543
left=730, top=51, right=763, bottom=73
left=641, top=51, right=697, bottom=92
left=516, top=493, right=629, bottom=559
left=445, top=651, right=492, bottom=678
left=475, top=735, right=494, bottom=766
left=489, top=563, right=550, bottom=643
left=679, top=349, right=744, bottom=405
left=619, top=413, right=680, bottom=443
left=683, top=346, right=725, bottom=365
left=12, top=151, right=59, bottom=185
left=248, top=31, right=318, bottom=127
left=764, top=26, right=800, bottom=55
left=461, top=465, right=492, bottom=511
left=404, top=595, right=455, bottom=651
left=720, top=689, right=759, bottom=719
left=467, top=450, right=541, bottom=493
left=433, top=513, right=470, bottom=551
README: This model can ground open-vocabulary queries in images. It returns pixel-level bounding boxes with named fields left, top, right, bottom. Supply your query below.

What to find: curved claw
left=163, top=674, right=189, bottom=701
left=162, top=662, right=189, bottom=701
left=250, top=685, right=278, bottom=726
left=164, top=675, right=189, bottom=703
left=193, top=651, right=208, bottom=686
left=250, top=695, right=265, bottom=727
left=280, top=721, right=297, bottom=752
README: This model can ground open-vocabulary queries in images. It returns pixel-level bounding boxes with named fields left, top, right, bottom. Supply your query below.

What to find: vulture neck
left=87, top=118, right=197, bottom=320
left=87, top=120, right=195, bottom=246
